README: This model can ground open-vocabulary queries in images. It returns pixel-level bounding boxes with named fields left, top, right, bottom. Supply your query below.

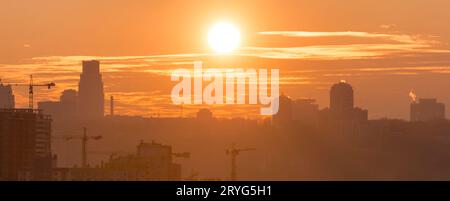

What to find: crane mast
left=4, top=75, right=56, bottom=109
left=226, top=144, right=255, bottom=181
left=52, top=127, right=102, bottom=168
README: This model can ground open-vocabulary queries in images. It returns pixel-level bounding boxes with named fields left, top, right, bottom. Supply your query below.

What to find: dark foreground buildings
left=0, top=109, right=53, bottom=180
left=52, top=141, right=182, bottom=181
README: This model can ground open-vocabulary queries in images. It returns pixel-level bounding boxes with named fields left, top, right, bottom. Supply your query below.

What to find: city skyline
left=1, top=58, right=449, bottom=120
left=1, top=0, right=450, bottom=119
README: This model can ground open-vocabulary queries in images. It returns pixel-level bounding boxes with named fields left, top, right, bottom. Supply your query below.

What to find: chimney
left=110, top=95, right=114, bottom=116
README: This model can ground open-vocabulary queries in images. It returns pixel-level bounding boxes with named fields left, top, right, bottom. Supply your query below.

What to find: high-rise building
left=272, top=95, right=320, bottom=126
left=292, top=98, right=319, bottom=126
left=60, top=89, right=77, bottom=119
left=78, top=60, right=104, bottom=119
left=410, top=98, right=445, bottom=121
left=325, top=81, right=367, bottom=121
left=330, top=80, right=354, bottom=113
left=38, top=89, right=78, bottom=122
left=0, top=84, right=15, bottom=109
left=0, top=109, right=53, bottom=180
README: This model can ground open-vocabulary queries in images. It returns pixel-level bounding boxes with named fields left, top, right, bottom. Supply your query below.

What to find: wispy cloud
left=258, top=31, right=435, bottom=44
left=249, top=31, right=448, bottom=60
left=238, top=43, right=439, bottom=60
left=379, top=24, right=396, bottom=30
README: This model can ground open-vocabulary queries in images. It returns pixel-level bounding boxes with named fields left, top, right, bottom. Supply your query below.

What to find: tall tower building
left=330, top=80, right=354, bottom=113
left=0, top=84, right=15, bottom=109
left=78, top=60, right=104, bottom=119
left=38, top=89, right=78, bottom=122
left=326, top=81, right=367, bottom=121
left=272, top=94, right=293, bottom=125
left=60, top=89, right=77, bottom=118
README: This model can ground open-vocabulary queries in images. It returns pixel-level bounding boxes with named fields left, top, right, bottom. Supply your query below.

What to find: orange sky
left=1, top=0, right=450, bottom=119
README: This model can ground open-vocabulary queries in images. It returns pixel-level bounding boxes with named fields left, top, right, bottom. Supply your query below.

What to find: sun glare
left=208, top=22, right=240, bottom=53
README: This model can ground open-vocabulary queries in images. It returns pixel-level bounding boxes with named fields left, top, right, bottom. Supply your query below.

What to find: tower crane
left=53, top=127, right=102, bottom=168
left=9, top=75, right=56, bottom=109
left=226, top=144, right=255, bottom=181
left=173, top=152, right=190, bottom=158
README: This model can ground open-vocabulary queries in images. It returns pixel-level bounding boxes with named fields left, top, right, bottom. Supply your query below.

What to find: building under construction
left=52, top=141, right=182, bottom=181
left=0, top=109, right=53, bottom=180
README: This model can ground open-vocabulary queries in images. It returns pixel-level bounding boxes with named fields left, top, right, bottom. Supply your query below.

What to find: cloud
left=238, top=44, right=450, bottom=60
left=250, top=31, right=447, bottom=60
left=380, top=24, right=396, bottom=29
left=258, top=31, right=434, bottom=44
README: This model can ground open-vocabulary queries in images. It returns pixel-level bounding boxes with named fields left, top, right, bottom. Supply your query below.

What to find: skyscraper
left=60, top=89, right=77, bottom=119
left=0, top=84, right=15, bottom=109
left=78, top=60, right=104, bottom=119
left=330, top=80, right=354, bottom=113
left=326, top=81, right=367, bottom=121
left=38, top=89, right=78, bottom=122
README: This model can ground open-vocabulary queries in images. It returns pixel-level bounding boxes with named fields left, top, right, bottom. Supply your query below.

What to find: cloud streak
left=250, top=31, right=448, bottom=60
left=258, top=31, right=436, bottom=44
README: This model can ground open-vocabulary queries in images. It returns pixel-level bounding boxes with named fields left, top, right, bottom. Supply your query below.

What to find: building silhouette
left=196, top=108, right=213, bottom=120
left=272, top=94, right=293, bottom=125
left=410, top=98, right=445, bottom=121
left=292, top=98, right=319, bottom=126
left=330, top=81, right=353, bottom=113
left=38, top=89, right=78, bottom=122
left=52, top=141, right=181, bottom=181
left=326, top=81, right=367, bottom=121
left=0, top=84, right=15, bottom=109
left=60, top=89, right=78, bottom=118
left=38, top=101, right=59, bottom=119
left=78, top=60, right=104, bottom=119
left=0, top=109, right=53, bottom=180
left=272, top=94, right=319, bottom=126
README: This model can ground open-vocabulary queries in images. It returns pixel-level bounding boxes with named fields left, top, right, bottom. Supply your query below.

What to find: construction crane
left=226, top=144, right=255, bottom=181
left=173, top=152, right=190, bottom=158
left=9, top=75, right=56, bottom=109
left=88, top=150, right=130, bottom=163
left=53, top=127, right=102, bottom=168
left=186, top=169, right=199, bottom=181
left=89, top=150, right=190, bottom=161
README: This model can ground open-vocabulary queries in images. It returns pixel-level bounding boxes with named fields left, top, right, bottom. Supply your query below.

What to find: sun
left=208, top=22, right=240, bottom=53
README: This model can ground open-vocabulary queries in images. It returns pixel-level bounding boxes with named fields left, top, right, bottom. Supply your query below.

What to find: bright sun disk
left=208, top=22, right=240, bottom=53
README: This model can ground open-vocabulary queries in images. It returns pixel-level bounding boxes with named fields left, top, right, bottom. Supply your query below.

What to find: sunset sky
left=1, top=0, right=450, bottom=119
